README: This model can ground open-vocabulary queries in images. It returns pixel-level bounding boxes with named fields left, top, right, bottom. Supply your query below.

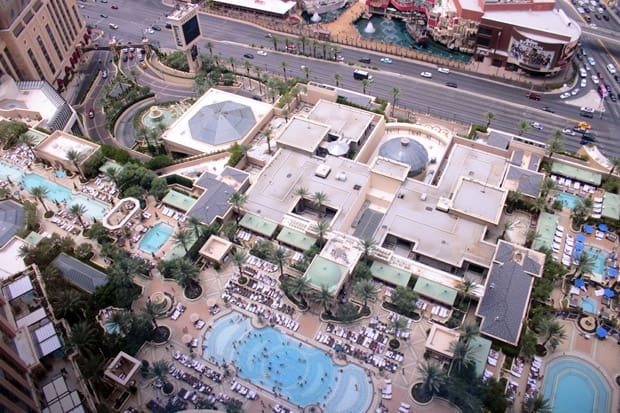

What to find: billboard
left=182, top=15, right=200, bottom=46
left=508, top=37, right=554, bottom=69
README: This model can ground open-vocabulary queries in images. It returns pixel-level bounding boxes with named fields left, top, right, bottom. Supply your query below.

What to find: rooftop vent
left=315, top=164, right=331, bottom=179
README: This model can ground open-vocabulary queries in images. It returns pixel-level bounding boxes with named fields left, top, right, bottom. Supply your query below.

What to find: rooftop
left=51, top=253, right=108, bottom=293
left=305, top=255, right=348, bottom=293
left=469, top=335, right=493, bottom=377
left=199, top=235, right=233, bottom=262
left=0, top=237, right=28, bottom=281
left=603, top=192, right=620, bottom=220
left=212, top=0, right=297, bottom=15
left=413, top=277, right=458, bottom=306
left=187, top=170, right=246, bottom=225
left=503, top=165, right=544, bottom=198
left=162, top=190, right=197, bottom=212
left=483, top=8, right=581, bottom=42
left=239, top=213, right=279, bottom=237
left=0, top=199, right=24, bottom=246
left=551, top=161, right=602, bottom=186
left=308, top=100, right=375, bottom=144
left=36, top=130, right=99, bottom=161
left=425, top=324, right=460, bottom=358
left=370, top=261, right=411, bottom=287
left=276, top=227, right=317, bottom=251
left=276, top=116, right=330, bottom=155
left=451, top=178, right=506, bottom=225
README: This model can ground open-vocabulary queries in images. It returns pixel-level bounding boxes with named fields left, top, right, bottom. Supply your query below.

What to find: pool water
left=104, top=321, right=120, bottom=334
left=204, top=312, right=372, bottom=412
left=542, top=356, right=610, bottom=413
left=556, top=192, right=582, bottom=209
left=581, top=296, right=598, bottom=315
left=583, top=247, right=607, bottom=278
left=139, top=223, right=173, bottom=253
left=22, top=174, right=107, bottom=219
left=55, top=170, right=67, bottom=178
left=0, top=160, right=24, bottom=182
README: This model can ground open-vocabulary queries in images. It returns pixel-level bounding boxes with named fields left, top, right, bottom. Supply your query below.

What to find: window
left=1, top=50, right=23, bottom=79
left=46, top=25, right=63, bottom=60
left=47, top=4, right=70, bottom=48
left=36, top=35, right=55, bottom=74
left=478, top=27, right=492, bottom=36
left=27, top=48, right=45, bottom=79
left=477, top=37, right=491, bottom=47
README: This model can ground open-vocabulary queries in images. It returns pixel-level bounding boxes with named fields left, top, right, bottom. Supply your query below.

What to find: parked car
left=560, top=92, right=571, bottom=99
left=257, top=50, right=267, bottom=56
left=358, top=57, right=371, bottom=64
left=526, top=92, right=541, bottom=100
left=88, top=108, right=94, bottom=119
left=111, top=4, right=118, bottom=9
left=562, top=128, right=576, bottom=136
left=580, top=78, right=587, bottom=88
left=607, top=63, right=617, bottom=74
left=151, top=25, right=162, bottom=31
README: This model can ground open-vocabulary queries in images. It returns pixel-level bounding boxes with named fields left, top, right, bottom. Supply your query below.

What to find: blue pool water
left=542, top=356, right=611, bottom=413
left=0, top=160, right=24, bottom=182
left=55, top=170, right=67, bottom=178
left=22, top=174, right=107, bottom=219
left=583, top=247, right=607, bottom=278
left=139, top=223, right=173, bottom=253
left=581, top=296, right=598, bottom=315
left=104, top=321, right=120, bottom=334
left=204, top=312, right=372, bottom=412
left=557, top=192, right=581, bottom=209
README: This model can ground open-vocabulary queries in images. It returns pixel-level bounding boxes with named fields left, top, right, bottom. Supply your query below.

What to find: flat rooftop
left=276, top=116, right=330, bottom=154
left=451, top=178, right=506, bottom=225
left=483, top=9, right=581, bottom=42
left=308, top=100, right=375, bottom=144
left=36, top=131, right=99, bottom=160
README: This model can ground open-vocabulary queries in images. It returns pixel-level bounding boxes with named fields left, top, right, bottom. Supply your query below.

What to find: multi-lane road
left=79, top=0, right=620, bottom=158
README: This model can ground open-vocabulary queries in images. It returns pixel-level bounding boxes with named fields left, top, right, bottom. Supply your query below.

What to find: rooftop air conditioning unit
left=315, top=164, right=331, bottom=179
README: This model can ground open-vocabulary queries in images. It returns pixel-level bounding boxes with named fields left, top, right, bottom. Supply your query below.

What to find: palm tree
left=501, top=220, right=514, bottom=239
left=67, top=321, right=99, bottom=357
left=280, top=61, right=288, bottom=81
left=69, top=203, right=87, bottom=228
left=143, top=299, right=167, bottom=328
left=573, top=250, right=594, bottom=277
left=484, top=111, right=495, bottom=128
left=206, top=41, right=214, bottom=56
left=30, top=185, right=49, bottom=212
left=312, top=285, right=334, bottom=314
left=540, top=177, right=556, bottom=197
left=187, top=216, right=205, bottom=239
left=457, top=277, right=477, bottom=306
left=66, top=149, right=85, bottom=178
left=18, top=133, right=37, bottom=160
left=231, top=249, right=248, bottom=275
left=390, top=87, right=401, bottom=115
left=389, top=316, right=409, bottom=339
left=312, top=191, right=328, bottom=218
left=263, top=128, right=272, bottom=153
left=517, top=120, right=530, bottom=136
left=49, top=289, right=85, bottom=320
left=417, top=361, right=446, bottom=399
left=361, top=78, right=370, bottom=94
left=333, top=72, right=342, bottom=88
left=271, top=34, right=280, bottom=51
left=608, top=157, right=620, bottom=176
left=228, top=56, right=237, bottom=74
left=353, top=279, right=380, bottom=308
left=571, top=201, right=590, bottom=228
left=522, top=392, right=552, bottom=413
left=302, top=65, right=311, bottom=80
left=107, top=310, right=133, bottom=335
left=228, top=191, right=247, bottom=223
left=315, top=220, right=329, bottom=248
left=286, top=276, right=311, bottom=305
left=294, top=187, right=308, bottom=213
left=359, top=238, right=377, bottom=263
left=460, top=322, right=480, bottom=344
left=299, top=34, right=308, bottom=55
left=536, top=317, right=567, bottom=348
left=147, top=360, right=170, bottom=385
left=243, top=60, right=253, bottom=84
left=546, top=136, right=564, bottom=158
left=173, top=230, right=193, bottom=254
left=449, top=339, right=475, bottom=375
left=270, top=247, right=288, bottom=277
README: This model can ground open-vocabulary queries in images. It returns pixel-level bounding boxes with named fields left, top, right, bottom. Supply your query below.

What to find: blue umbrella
left=573, top=250, right=582, bottom=258
left=608, top=268, right=618, bottom=278
left=575, top=242, right=584, bottom=250
left=574, top=278, right=585, bottom=288
left=604, top=289, right=616, bottom=298
left=598, top=224, right=608, bottom=232
left=583, top=225, right=594, bottom=234
left=596, top=326, right=608, bottom=338
left=576, top=234, right=586, bottom=242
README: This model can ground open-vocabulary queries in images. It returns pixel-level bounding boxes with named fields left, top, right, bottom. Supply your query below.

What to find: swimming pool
left=581, top=296, right=598, bottom=315
left=139, top=223, right=173, bottom=253
left=583, top=247, right=607, bottom=278
left=557, top=192, right=582, bottom=209
left=104, top=321, right=120, bottom=334
left=0, top=160, right=24, bottom=182
left=542, top=356, right=611, bottom=413
left=55, top=170, right=67, bottom=178
left=204, top=312, right=372, bottom=412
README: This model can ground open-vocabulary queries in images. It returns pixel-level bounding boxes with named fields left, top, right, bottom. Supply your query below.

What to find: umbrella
left=576, top=234, right=586, bottom=242
left=596, top=327, right=608, bottom=338
left=326, top=141, right=350, bottom=156
left=190, top=313, right=199, bottom=322
left=575, top=242, right=584, bottom=250
left=604, top=288, right=616, bottom=298
left=206, top=298, right=217, bottom=308
left=583, top=225, right=594, bottom=234
left=182, top=334, right=193, bottom=344
left=608, top=268, right=618, bottom=277
left=573, top=250, right=582, bottom=258
left=574, top=278, right=586, bottom=288
left=598, top=224, right=608, bottom=232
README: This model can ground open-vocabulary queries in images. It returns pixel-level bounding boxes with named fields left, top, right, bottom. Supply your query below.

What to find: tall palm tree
left=333, top=72, right=342, bottom=88
left=457, top=277, right=477, bottom=306
left=546, top=136, right=564, bottom=158
left=228, top=191, right=247, bottom=223
left=460, top=322, right=480, bottom=344
left=571, top=201, right=590, bottom=228
left=49, top=289, right=85, bottom=321
left=299, top=34, right=308, bottom=55
left=389, top=316, right=409, bottom=339
left=517, top=120, right=530, bottom=136
left=312, top=191, right=328, bottom=218
left=294, top=187, right=308, bottom=213
left=270, top=247, right=288, bottom=277
left=18, top=133, right=37, bottom=160
left=286, top=276, right=311, bottom=305
left=147, top=360, right=170, bottom=385
left=484, top=111, right=495, bottom=128
left=263, top=128, right=272, bottom=153
left=312, top=285, right=334, bottom=314
left=315, top=220, right=329, bottom=248
left=206, top=41, right=214, bottom=57
left=66, top=149, right=85, bottom=178
left=302, top=65, right=311, bottom=80
left=359, top=238, right=377, bottom=263
left=522, top=392, right=552, bottom=413
left=173, top=230, right=193, bottom=254
left=417, top=361, right=446, bottom=399
left=536, top=317, right=567, bottom=348
left=107, top=310, right=133, bottom=335
left=361, top=78, right=370, bottom=94
left=67, top=321, right=99, bottom=357
left=187, top=216, right=206, bottom=239
left=69, top=203, right=87, bottom=228
left=353, top=278, right=380, bottom=308
left=501, top=220, right=514, bottom=239
left=271, top=34, right=280, bottom=51
left=608, top=157, right=620, bottom=176
left=573, top=250, right=594, bottom=277
left=280, top=61, right=288, bottom=81
left=449, top=339, right=475, bottom=375
left=231, top=249, right=248, bottom=275
left=540, top=177, right=556, bottom=197
left=390, top=87, right=401, bottom=115
left=243, top=60, right=253, bottom=82
left=143, top=299, right=167, bottom=328
left=228, top=56, right=237, bottom=74
left=30, top=185, right=49, bottom=212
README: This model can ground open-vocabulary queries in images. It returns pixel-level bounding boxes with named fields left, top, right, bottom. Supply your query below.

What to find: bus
left=353, top=69, right=372, bottom=81
left=598, top=84, right=608, bottom=98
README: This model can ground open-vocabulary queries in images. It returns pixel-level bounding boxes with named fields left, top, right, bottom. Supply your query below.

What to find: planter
left=411, top=382, right=433, bottom=404
left=184, top=284, right=203, bottom=301
left=389, top=338, right=400, bottom=349
left=162, top=382, right=174, bottom=395
left=151, top=325, right=171, bottom=344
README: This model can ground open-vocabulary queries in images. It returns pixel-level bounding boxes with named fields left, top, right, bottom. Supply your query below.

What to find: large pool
left=0, top=160, right=24, bottom=182
left=139, top=223, right=173, bottom=254
left=583, top=247, right=607, bottom=278
left=557, top=192, right=582, bottom=209
left=204, top=312, right=372, bottom=412
left=542, top=356, right=611, bottom=413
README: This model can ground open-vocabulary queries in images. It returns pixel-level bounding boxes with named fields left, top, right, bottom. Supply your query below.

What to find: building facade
left=0, top=0, right=89, bottom=87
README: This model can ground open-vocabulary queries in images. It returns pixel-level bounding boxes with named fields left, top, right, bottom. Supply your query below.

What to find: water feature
left=301, top=7, right=347, bottom=24
left=0, top=160, right=25, bottom=182
left=141, top=105, right=180, bottom=130
left=364, top=21, right=376, bottom=33
left=583, top=247, right=607, bottom=278
left=580, top=296, right=597, bottom=315
left=139, top=223, right=173, bottom=254
left=55, top=170, right=67, bottom=178
left=556, top=192, right=582, bottom=209
left=311, top=12, right=322, bottom=22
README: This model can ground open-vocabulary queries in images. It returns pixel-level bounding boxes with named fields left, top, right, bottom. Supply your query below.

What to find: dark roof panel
left=0, top=200, right=25, bottom=246
left=51, top=253, right=108, bottom=293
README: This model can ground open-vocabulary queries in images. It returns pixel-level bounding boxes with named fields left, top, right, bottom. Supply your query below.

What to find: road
left=79, top=0, right=620, bottom=158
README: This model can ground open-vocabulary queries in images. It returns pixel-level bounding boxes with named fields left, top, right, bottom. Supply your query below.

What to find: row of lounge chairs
left=242, top=266, right=277, bottom=287
left=172, top=352, right=224, bottom=383
left=246, top=254, right=278, bottom=273
left=230, top=380, right=258, bottom=400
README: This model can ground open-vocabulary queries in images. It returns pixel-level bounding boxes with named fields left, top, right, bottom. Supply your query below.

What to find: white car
left=607, top=64, right=617, bottom=74
left=580, top=78, right=587, bottom=88
left=571, top=88, right=580, bottom=95
left=560, top=92, right=571, bottom=99
left=530, top=122, right=544, bottom=130
left=591, top=75, right=600, bottom=85
left=587, top=56, right=596, bottom=66
left=562, top=128, right=576, bottom=136
left=256, top=50, right=267, bottom=56
left=336, top=55, right=344, bottom=62
left=379, top=57, right=393, bottom=64
left=420, top=72, right=432, bottom=78
left=437, top=67, right=450, bottom=74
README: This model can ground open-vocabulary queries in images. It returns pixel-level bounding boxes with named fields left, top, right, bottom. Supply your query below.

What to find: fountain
left=364, top=21, right=376, bottom=33
left=148, top=105, right=163, bottom=121
left=311, top=12, right=322, bottom=22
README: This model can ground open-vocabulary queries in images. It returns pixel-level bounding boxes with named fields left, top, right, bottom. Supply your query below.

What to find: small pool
left=583, top=247, right=607, bottom=278
left=542, top=356, right=610, bottom=413
left=55, top=170, right=67, bottom=178
left=0, top=160, right=24, bottom=182
left=557, top=192, right=582, bottom=209
left=104, top=321, right=120, bottom=334
left=204, top=312, right=372, bottom=412
left=581, top=296, right=598, bottom=315
left=139, top=223, right=173, bottom=253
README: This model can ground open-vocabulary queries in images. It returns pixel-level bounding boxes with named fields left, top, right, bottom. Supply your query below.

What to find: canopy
left=604, top=288, right=616, bottom=298
left=598, top=223, right=608, bottom=232
left=575, top=242, right=584, bottom=251
left=596, top=327, right=608, bottom=338
left=583, top=225, right=594, bottom=234
left=576, top=234, right=586, bottom=242
left=608, top=268, right=618, bottom=277
left=574, top=278, right=586, bottom=288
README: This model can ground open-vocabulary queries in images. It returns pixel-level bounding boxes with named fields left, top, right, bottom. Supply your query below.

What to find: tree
left=18, top=132, right=38, bottom=160
left=517, top=120, right=530, bottom=136
left=270, top=247, right=288, bottom=277
left=573, top=250, right=594, bottom=277
left=107, top=310, right=134, bottom=335
left=417, top=361, right=446, bottom=398
left=315, top=219, right=329, bottom=248
left=389, top=316, right=409, bottom=339
left=312, top=191, right=328, bottom=218
left=86, top=222, right=110, bottom=244
left=359, top=238, right=377, bottom=263
left=221, top=220, right=238, bottom=242
left=546, top=136, right=564, bottom=158
left=390, top=87, right=401, bottom=115
left=280, top=61, right=288, bottom=81
left=312, top=285, right=334, bottom=314
left=228, top=191, right=247, bottom=223
left=103, top=166, right=119, bottom=185
left=147, top=360, right=170, bottom=385
left=271, top=34, right=280, bottom=51
left=353, top=278, right=380, bottom=308
left=457, top=277, right=477, bottom=306
left=522, top=392, right=552, bottom=413
left=231, top=249, right=248, bottom=275
left=173, top=229, right=193, bottom=254
left=49, top=289, right=85, bottom=321
left=608, top=157, right=620, bottom=176
left=243, top=59, right=252, bottom=79
left=361, top=78, right=370, bottom=94
left=294, top=186, right=308, bottom=213
left=540, top=177, right=556, bottom=197
left=161, top=258, right=199, bottom=289
left=391, top=286, right=418, bottom=314
left=69, top=203, right=87, bottom=228
left=460, top=322, right=480, bottom=344
left=150, top=177, right=168, bottom=201
left=187, top=216, right=206, bottom=239
left=299, top=34, right=308, bottom=55
left=66, top=149, right=85, bottom=178
left=143, top=299, right=167, bottom=328
left=285, top=276, right=310, bottom=305
left=501, top=220, right=514, bottom=239
left=449, top=339, right=475, bottom=375
left=263, top=128, right=272, bottom=153
left=334, top=72, right=342, bottom=87
left=535, top=317, right=567, bottom=348
left=30, top=185, right=49, bottom=212
left=67, top=321, right=100, bottom=357
left=519, top=329, right=538, bottom=360
left=228, top=56, right=237, bottom=74
left=571, top=200, right=590, bottom=228
left=0, top=120, right=28, bottom=148
left=206, top=41, right=214, bottom=57
left=302, top=65, right=311, bottom=80
left=484, top=111, right=495, bottom=128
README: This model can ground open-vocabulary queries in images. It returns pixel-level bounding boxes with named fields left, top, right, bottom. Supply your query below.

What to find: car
left=445, top=82, right=458, bottom=88
left=591, top=75, right=600, bottom=85
left=616, top=75, right=620, bottom=82
left=121, top=47, right=128, bottom=54
left=100, top=0, right=108, bottom=2
left=88, top=109, right=94, bottom=119
left=265, top=33, right=272, bottom=38
left=140, top=62, right=147, bottom=69
left=420, top=72, right=432, bottom=78
left=587, top=56, right=596, bottom=66
left=145, top=28, right=154, bottom=34
left=595, top=13, right=601, bottom=19
left=128, top=52, right=134, bottom=60
left=256, top=50, right=267, bottom=56
left=336, top=55, right=344, bottom=62
left=111, top=4, right=118, bottom=9
left=571, top=88, right=580, bottom=95
left=165, top=23, right=172, bottom=29
left=122, top=54, right=127, bottom=62
left=603, top=14, right=610, bottom=20
left=562, top=128, right=576, bottom=136
left=526, top=92, right=541, bottom=100
left=542, top=106, right=555, bottom=113
left=285, top=44, right=297, bottom=50
left=607, top=64, right=617, bottom=74
left=79, top=4, right=84, bottom=8
left=560, top=92, right=571, bottom=99
left=379, top=57, right=393, bottom=64
left=580, top=78, right=587, bottom=88
left=438, top=67, right=450, bottom=74
left=100, top=13, right=108, bottom=18
left=243, top=53, right=254, bottom=59
left=101, top=70, right=108, bottom=79
left=358, top=58, right=371, bottom=64
left=152, top=25, right=162, bottom=31
left=530, top=122, right=544, bottom=130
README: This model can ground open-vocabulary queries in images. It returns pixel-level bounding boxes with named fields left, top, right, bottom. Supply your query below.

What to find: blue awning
left=583, top=225, right=594, bottom=234
left=598, top=224, right=608, bottom=232
left=576, top=234, right=586, bottom=242
left=575, top=242, right=584, bottom=250
left=596, top=326, right=608, bottom=338
left=604, top=288, right=616, bottom=298
left=574, top=278, right=585, bottom=288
